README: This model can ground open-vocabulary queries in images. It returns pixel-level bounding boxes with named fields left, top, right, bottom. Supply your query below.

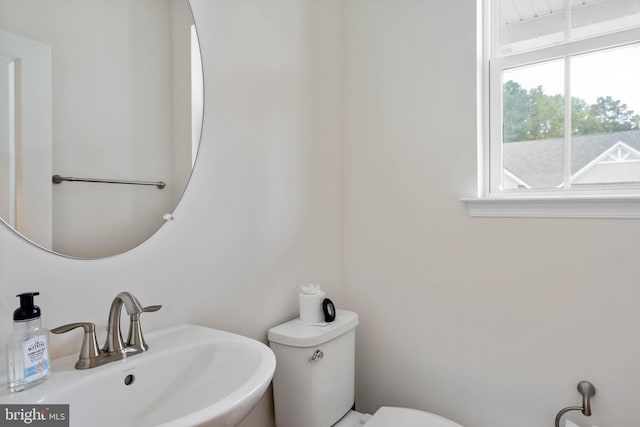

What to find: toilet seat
left=364, top=407, right=463, bottom=427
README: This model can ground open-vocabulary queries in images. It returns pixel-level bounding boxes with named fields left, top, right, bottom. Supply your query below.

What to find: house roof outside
left=503, top=129, right=640, bottom=189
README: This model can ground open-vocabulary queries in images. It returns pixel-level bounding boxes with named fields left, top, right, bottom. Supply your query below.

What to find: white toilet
left=268, top=310, right=462, bottom=427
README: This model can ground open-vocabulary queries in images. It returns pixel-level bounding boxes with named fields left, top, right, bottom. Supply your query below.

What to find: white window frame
left=464, top=0, right=640, bottom=218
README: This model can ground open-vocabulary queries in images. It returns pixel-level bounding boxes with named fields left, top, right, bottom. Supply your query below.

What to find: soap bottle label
left=21, top=334, right=49, bottom=384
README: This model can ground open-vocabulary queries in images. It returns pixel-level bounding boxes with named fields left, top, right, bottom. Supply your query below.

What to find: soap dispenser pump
left=6, top=292, right=50, bottom=392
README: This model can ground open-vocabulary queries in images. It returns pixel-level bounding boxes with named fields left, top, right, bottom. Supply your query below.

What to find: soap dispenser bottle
left=6, top=292, right=50, bottom=392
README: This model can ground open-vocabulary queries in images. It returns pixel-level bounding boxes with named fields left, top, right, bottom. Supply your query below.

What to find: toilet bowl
left=268, top=310, right=463, bottom=427
left=333, top=407, right=462, bottom=427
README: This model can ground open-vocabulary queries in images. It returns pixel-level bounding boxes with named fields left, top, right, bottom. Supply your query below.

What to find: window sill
left=461, top=196, right=640, bottom=219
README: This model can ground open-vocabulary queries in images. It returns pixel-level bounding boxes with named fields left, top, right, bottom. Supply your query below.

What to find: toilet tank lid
left=268, top=310, right=359, bottom=347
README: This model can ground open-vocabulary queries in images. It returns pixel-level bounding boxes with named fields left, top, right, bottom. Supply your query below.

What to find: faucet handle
left=126, top=305, right=162, bottom=351
left=52, top=321, right=94, bottom=334
left=51, top=322, right=102, bottom=369
left=142, top=305, right=162, bottom=313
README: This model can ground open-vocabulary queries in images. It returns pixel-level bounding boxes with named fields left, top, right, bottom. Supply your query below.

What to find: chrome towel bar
left=52, top=174, right=166, bottom=189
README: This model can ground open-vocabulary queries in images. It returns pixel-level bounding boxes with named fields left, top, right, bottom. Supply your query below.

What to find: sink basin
left=0, top=324, right=276, bottom=427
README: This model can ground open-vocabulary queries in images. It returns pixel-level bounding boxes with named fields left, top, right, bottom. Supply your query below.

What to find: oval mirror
left=0, top=0, right=203, bottom=258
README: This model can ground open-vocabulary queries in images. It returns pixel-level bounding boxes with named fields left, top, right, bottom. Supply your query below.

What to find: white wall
left=343, top=1, right=640, bottom=427
left=0, top=1, right=344, bottom=426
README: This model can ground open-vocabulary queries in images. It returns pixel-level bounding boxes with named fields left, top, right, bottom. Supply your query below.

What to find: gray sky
left=504, top=42, right=640, bottom=113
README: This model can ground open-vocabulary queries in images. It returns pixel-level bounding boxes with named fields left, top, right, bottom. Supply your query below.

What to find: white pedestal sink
left=0, top=324, right=276, bottom=427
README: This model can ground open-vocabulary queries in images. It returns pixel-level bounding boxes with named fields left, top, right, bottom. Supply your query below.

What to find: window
left=485, top=0, right=640, bottom=199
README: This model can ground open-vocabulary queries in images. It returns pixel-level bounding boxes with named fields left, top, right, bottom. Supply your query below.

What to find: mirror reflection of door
left=0, top=29, right=52, bottom=249
left=0, top=51, right=15, bottom=227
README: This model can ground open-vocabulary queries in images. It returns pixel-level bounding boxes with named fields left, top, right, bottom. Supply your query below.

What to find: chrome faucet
left=51, top=292, right=162, bottom=369
left=103, top=291, right=144, bottom=354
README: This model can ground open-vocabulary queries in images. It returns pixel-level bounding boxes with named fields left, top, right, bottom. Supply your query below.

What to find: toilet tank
left=268, top=310, right=359, bottom=427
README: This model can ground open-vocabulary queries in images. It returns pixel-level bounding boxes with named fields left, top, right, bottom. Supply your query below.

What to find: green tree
left=571, top=97, right=601, bottom=135
left=503, top=80, right=531, bottom=142
left=589, top=96, right=640, bottom=133
left=502, top=81, right=640, bottom=142
left=527, top=86, right=564, bottom=140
